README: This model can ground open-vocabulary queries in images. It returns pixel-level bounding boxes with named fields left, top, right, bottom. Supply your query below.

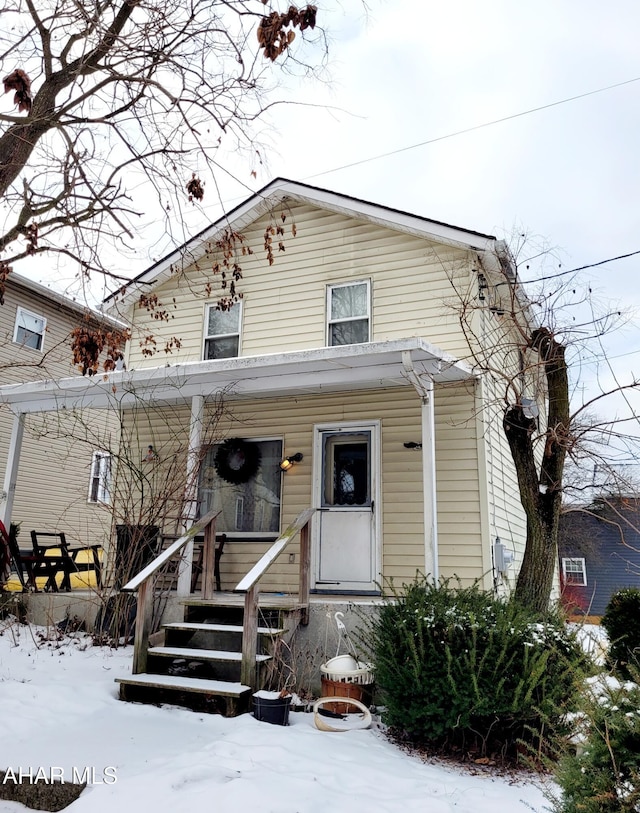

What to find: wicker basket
left=320, top=658, right=375, bottom=685
left=320, top=677, right=367, bottom=715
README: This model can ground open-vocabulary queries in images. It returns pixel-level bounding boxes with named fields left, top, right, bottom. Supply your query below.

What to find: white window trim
left=88, top=451, right=112, bottom=505
left=326, top=280, right=371, bottom=347
left=13, top=306, right=46, bottom=352
left=199, top=435, right=283, bottom=539
left=203, top=301, right=243, bottom=360
left=562, top=557, right=587, bottom=586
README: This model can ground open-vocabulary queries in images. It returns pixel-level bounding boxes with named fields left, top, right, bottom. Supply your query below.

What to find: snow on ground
left=0, top=622, right=551, bottom=813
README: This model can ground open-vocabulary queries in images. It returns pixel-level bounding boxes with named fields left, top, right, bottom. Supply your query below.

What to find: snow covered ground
left=0, top=621, right=551, bottom=813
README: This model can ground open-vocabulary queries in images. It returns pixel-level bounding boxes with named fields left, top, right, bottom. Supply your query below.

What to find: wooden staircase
left=115, top=509, right=313, bottom=716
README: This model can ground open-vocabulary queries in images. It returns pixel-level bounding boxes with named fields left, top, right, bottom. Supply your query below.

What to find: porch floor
left=180, top=592, right=304, bottom=610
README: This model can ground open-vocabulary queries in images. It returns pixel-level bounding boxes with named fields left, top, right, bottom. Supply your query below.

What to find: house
left=0, top=179, right=534, bottom=708
left=558, top=498, right=640, bottom=617
left=0, top=272, right=122, bottom=596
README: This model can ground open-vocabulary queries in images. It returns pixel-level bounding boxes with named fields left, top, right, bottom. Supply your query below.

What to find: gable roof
left=9, top=270, right=122, bottom=328
left=104, top=177, right=503, bottom=310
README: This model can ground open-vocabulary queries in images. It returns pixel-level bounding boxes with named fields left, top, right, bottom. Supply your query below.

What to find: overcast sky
left=24, top=0, right=640, bottom=442
left=263, top=0, right=640, bottom=441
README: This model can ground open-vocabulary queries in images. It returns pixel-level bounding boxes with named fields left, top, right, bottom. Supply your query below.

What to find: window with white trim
left=203, top=302, right=241, bottom=360
left=13, top=307, right=46, bottom=351
left=562, top=557, right=587, bottom=586
left=88, top=451, right=112, bottom=504
left=198, top=439, right=283, bottom=535
left=327, top=281, right=370, bottom=346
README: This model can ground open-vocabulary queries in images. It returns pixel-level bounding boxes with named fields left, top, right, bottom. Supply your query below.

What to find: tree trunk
left=515, top=512, right=559, bottom=614
left=505, top=327, right=570, bottom=613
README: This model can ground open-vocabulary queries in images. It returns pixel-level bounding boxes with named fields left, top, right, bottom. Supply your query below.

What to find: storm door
left=313, top=423, right=379, bottom=593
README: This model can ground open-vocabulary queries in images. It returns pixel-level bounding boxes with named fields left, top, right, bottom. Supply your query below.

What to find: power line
left=524, top=249, right=640, bottom=283
left=307, top=75, right=640, bottom=180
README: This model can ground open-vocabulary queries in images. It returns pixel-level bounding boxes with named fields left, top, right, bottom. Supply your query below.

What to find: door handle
left=371, top=500, right=374, bottom=514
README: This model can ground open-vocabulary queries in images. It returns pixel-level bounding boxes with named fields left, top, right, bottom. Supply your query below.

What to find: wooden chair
left=30, top=531, right=103, bottom=591
left=190, top=532, right=226, bottom=592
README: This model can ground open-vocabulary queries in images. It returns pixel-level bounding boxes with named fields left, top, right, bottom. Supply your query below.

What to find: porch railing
left=121, top=507, right=220, bottom=674
left=120, top=506, right=315, bottom=688
left=235, top=508, right=315, bottom=687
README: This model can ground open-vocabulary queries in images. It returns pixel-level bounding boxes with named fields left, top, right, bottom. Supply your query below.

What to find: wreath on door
left=214, top=438, right=261, bottom=484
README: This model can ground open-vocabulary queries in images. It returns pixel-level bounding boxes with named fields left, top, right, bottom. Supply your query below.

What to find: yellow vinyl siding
left=127, top=382, right=484, bottom=591
left=7, top=410, right=115, bottom=551
left=124, top=203, right=475, bottom=369
left=435, top=384, right=484, bottom=584
left=0, top=279, right=122, bottom=555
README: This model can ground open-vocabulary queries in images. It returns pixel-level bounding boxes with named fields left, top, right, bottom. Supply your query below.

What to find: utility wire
left=521, top=249, right=640, bottom=284
left=307, top=75, right=640, bottom=180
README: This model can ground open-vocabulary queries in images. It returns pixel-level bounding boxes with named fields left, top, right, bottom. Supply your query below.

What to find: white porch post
left=421, top=379, right=439, bottom=582
left=402, top=352, right=439, bottom=582
left=0, top=412, right=25, bottom=529
left=176, top=395, right=204, bottom=597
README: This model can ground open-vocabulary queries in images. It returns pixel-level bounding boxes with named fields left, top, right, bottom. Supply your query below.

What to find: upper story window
left=13, top=306, right=46, bottom=351
left=204, top=302, right=241, bottom=360
left=562, top=557, right=587, bottom=586
left=327, top=281, right=370, bottom=347
left=88, top=451, right=112, bottom=505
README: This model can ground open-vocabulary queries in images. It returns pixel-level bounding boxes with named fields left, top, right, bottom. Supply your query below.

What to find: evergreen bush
left=552, top=671, right=640, bottom=813
left=363, top=577, right=587, bottom=758
left=601, top=588, right=640, bottom=679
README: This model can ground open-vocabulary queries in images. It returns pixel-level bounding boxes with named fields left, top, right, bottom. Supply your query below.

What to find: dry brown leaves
left=3, top=69, right=32, bottom=113
left=257, top=5, right=317, bottom=61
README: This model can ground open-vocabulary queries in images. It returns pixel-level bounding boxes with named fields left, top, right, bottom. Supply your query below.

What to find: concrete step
left=147, top=646, right=271, bottom=663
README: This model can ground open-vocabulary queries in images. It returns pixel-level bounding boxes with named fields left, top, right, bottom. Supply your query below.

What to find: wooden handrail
left=234, top=508, right=315, bottom=687
left=122, top=507, right=220, bottom=592
left=123, top=508, right=220, bottom=674
left=234, top=508, right=315, bottom=593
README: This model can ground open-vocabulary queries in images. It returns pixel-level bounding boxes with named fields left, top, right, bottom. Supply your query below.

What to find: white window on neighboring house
left=88, top=451, right=112, bottom=504
left=327, top=281, right=371, bottom=347
left=13, top=307, right=46, bottom=351
left=562, top=557, right=587, bottom=586
left=203, top=302, right=242, bottom=360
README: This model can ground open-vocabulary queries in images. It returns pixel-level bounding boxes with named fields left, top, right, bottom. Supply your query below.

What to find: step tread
left=181, top=595, right=305, bottom=610
left=116, top=673, right=251, bottom=697
left=164, top=622, right=285, bottom=635
left=148, top=646, right=271, bottom=663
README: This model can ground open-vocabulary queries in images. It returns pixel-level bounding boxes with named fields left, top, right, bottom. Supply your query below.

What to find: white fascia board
left=106, top=179, right=500, bottom=311
left=0, top=337, right=475, bottom=414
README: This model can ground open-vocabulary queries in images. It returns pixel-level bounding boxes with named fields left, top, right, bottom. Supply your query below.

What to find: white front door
left=313, top=423, right=380, bottom=593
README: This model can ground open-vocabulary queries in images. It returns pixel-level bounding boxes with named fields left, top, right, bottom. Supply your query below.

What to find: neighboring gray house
left=558, top=498, right=640, bottom=616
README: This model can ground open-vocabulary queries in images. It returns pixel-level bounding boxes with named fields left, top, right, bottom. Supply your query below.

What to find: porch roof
left=0, top=337, right=475, bottom=414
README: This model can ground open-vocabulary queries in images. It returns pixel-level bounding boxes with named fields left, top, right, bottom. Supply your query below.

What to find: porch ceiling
left=0, top=338, right=475, bottom=414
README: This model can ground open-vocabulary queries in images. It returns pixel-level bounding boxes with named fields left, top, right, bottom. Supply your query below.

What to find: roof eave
left=0, top=337, right=475, bottom=414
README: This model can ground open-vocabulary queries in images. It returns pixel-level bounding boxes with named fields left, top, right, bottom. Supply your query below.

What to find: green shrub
left=363, top=577, right=587, bottom=758
left=602, top=588, right=640, bottom=679
left=553, top=671, right=640, bottom=813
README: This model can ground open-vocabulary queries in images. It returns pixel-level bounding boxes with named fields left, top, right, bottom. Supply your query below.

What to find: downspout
left=176, top=394, right=204, bottom=597
left=0, top=411, right=25, bottom=529
left=402, top=351, right=439, bottom=583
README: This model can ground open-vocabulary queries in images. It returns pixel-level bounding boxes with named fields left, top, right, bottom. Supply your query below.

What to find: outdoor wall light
left=403, top=442, right=422, bottom=450
left=279, top=452, right=303, bottom=471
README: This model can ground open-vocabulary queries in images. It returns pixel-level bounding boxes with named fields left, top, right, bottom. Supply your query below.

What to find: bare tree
left=453, top=239, right=640, bottom=612
left=0, top=0, right=322, bottom=295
